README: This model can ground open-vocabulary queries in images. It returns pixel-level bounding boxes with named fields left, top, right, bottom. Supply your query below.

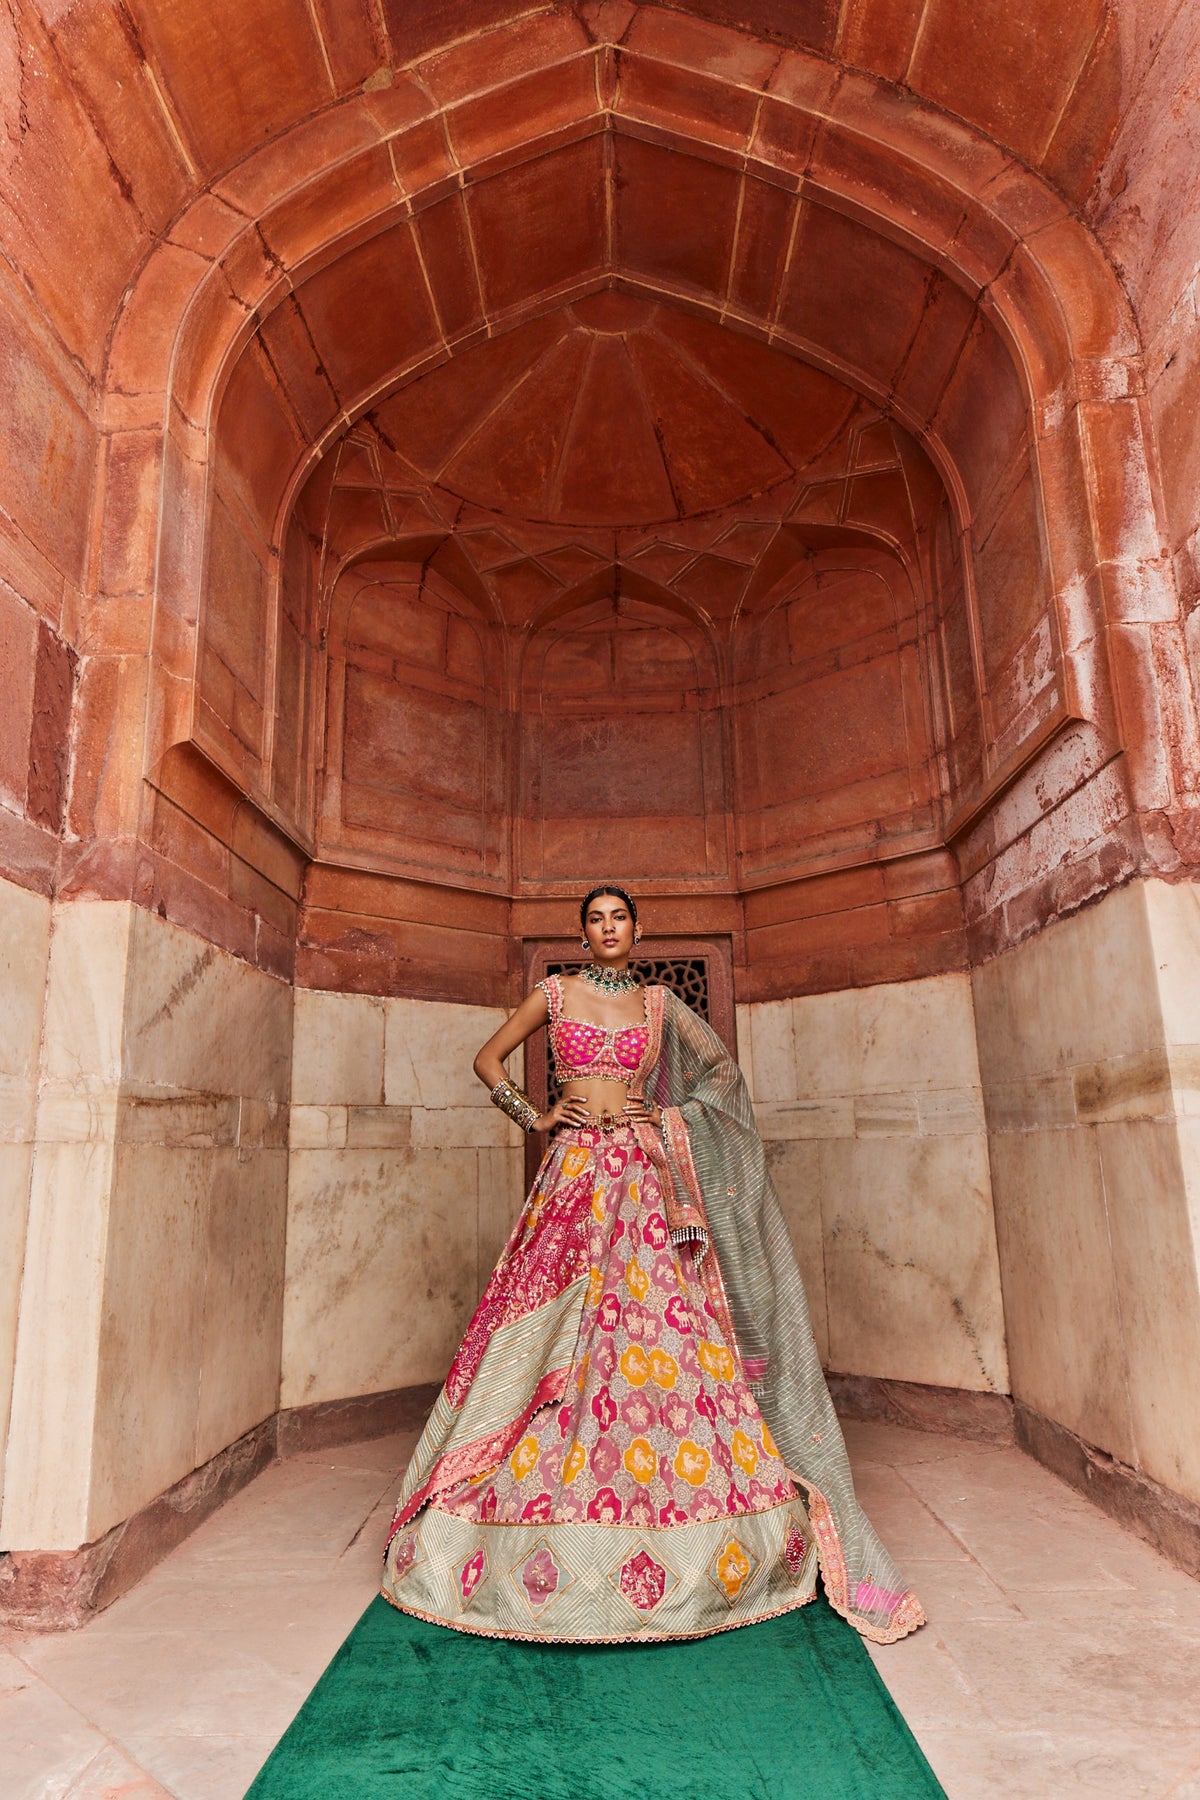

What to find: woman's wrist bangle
left=489, top=1077, right=541, bottom=1133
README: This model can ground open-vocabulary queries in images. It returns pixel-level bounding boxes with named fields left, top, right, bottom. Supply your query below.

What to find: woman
left=382, top=887, right=924, bottom=1645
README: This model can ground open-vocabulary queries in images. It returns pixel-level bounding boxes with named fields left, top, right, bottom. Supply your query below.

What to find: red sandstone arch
left=71, top=2, right=1182, bottom=992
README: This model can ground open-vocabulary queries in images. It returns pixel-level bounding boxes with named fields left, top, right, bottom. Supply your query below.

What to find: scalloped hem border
left=380, top=1584, right=818, bottom=1646
left=825, top=1590, right=927, bottom=1645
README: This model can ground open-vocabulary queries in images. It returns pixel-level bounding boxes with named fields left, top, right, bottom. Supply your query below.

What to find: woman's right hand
left=535, top=1093, right=590, bottom=1133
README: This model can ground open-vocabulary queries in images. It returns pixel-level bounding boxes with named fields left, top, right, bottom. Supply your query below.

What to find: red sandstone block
left=1041, top=11, right=1121, bottom=206
left=67, top=655, right=148, bottom=842
left=97, top=432, right=164, bottom=601
left=259, top=144, right=401, bottom=273
left=151, top=792, right=232, bottom=896
left=309, top=0, right=383, bottom=93
left=362, top=72, right=440, bottom=138
left=295, top=220, right=441, bottom=404
left=386, top=118, right=459, bottom=207
left=882, top=849, right=959, bottom=901
left=255, top=914, right=297, bottom=982
left=230, top=855, right=298, bottom=937
left=26, top=622, right=77, bottom=835
left=466, top=139, right=606, bottom=315
left=0, top=586, right=36, bottom=812
left=931, top=318, right=1028, bottom=524
left=109, top=244, right=211, bottom=400
left=0, top=801, right=56, bottom=897
left=256, top=300, right=341, bottom=443
left=231, top=804, right=307, bottom=898
left=46, top=0, right=192, bottom=234
left=617, top=54, right=759, bottom=154
left=725, top=178, right=795, bottom=318
left=414, top=12, right=589, bottom=107
left=132, top=0, right=333, bottom=176
left=0, top=291, right=97, bottom=591
left=748, top=95, right=816, bottom=182
left=414, top=197, right=487, bottom=342
left=446, top=62, right=600, bottom=170
left=0, top=8, right=140, bottom=378
left=169, top=272, right=253, bottom=432
left=889, top=886, right=965, bottom=939
left=623, top=7, right=779, bottom=88
left=614, top=135, right=740, bottom=297
left=837, top=0, right=922, bottom=84
left=776, top=201, right=934, bottom=390
left=909, top=0, right=1106, bottom=168
left=56, top=836, right=138, bottom=904
left=151, top=852, right=257, bottom=965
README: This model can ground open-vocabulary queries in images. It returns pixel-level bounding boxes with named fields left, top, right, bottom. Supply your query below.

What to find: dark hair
left=579, top=885, right=638, bottom=928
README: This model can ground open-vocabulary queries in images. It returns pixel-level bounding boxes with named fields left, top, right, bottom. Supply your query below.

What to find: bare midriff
left=560, top=1075, right=635, bottom=1119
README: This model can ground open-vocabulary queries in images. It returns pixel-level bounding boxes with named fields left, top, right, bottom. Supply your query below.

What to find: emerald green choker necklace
left=580, top=962, right=639, bottom=997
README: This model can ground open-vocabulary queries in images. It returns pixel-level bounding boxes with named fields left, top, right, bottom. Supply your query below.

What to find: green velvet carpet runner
left=246, top=1596, right=947, bottom=1799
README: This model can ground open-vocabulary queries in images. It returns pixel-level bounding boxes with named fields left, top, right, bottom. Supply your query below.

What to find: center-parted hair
left=579, top=885, right=638, bottom=929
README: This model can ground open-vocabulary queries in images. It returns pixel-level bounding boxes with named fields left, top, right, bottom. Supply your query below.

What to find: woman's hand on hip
left=623, top=1095, right=662, bottom=1129
left=535, top=1094, right=591, bottom=1133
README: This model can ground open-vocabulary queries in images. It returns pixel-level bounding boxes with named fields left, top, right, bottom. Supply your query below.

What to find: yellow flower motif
left=629, top=1179, right=640, bottom=1205
left=626, top=1257, right=650, bottom=1301
left=619, top=1343, right=651, bottom=1387
left=575, top=1350, right=591, bottom=1392
left=509, top=1435, right=539, bottom=1481
left=731, top=1429, right=759, bottom=1477
left=586, top=1266, right=604, bottom=1307
left=760, top=1421, right=779, bottom=1459
left=649, top=1347, right=678, bottom=1390
left=563, top=1440, right=586, bottom=1484
left=715, top=1539, right=753, bottom=1601
left=673, top=1440, right=711, bottom=1487
left=623, top=1437, right=657, bottom=1484
left=698, top=1341, right=736, bottom=1383
left=591, top=1187, right=605, bottom=1222
left=563, top=1146, right=590, bottom=1180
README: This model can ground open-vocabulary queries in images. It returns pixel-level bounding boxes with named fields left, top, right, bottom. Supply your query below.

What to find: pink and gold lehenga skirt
left=382, top=1124, right=818, bottom=1642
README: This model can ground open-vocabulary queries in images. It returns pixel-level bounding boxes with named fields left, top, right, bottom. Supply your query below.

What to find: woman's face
left=582, top=894, right=636, bottom=964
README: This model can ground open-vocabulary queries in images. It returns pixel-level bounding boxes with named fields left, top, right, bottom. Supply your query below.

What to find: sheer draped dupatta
left=630, top=989, right=925, bottom=1645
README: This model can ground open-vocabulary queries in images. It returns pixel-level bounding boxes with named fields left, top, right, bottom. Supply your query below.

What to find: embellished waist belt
left=558, top=1114, right=637, bottom=1138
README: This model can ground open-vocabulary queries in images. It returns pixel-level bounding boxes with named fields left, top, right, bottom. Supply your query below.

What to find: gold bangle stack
left=490, top=1076, right=541, bottom=1133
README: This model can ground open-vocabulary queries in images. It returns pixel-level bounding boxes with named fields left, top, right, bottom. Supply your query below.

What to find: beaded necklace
left=579, top=962, right=640, bottom=997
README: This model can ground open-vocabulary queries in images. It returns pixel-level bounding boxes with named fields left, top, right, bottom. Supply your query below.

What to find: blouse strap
left=535, top=973, right=562, bottom=1025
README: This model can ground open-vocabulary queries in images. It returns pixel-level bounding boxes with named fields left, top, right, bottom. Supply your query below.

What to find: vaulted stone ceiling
left=5, top=0, right=1118, bottom=388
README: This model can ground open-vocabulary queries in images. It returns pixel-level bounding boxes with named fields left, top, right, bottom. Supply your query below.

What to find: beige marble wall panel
left=281, top=1146, right=484, bottom=1407
left=974, top=880, right=1200, bottom=1506
left=742, top=972, right=1006, bottom=1395
left=1145, top=879, right=1200, bottom=1116
left=88, top=1144, right=211, bottom=1539
left=986, top=1126, right=1135, bottom=1461
left=285, top=993, right=528, bottom=1410
left=972, top=882, right=1165, bottom=1102
left=3, top=1141, right=114, bottom=1548
left=820, top=1134, right=1006, bottom=1391
left=291, top=991, right=384, bottom=1106
left=194, top=1147, right=289, bottom=1471
left=0, top=873, right=50, bottom=1518
left=1098, top=1117, right=1200, bottom=1498
left=39, top=901, right=131, bottom=1097
left=124, top=909, right=292, bottom=1103
left=383, top=997, right=516, bottom=1109
left=5, top=902, right=294, bottom=1549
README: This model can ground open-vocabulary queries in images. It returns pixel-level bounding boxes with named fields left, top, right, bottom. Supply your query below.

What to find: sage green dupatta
left=636, top=987, right=925, bottom=1645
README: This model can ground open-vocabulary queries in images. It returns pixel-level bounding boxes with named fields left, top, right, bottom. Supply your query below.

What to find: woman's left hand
left=623, top=1095, right=662, bottom=1129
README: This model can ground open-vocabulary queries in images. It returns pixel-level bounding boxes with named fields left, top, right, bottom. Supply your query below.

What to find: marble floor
left=3, top=1421, right=1200, bottom=1800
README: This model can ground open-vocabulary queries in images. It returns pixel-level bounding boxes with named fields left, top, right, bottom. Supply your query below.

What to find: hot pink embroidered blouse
left=537, top=974, right=650, bottom=1084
